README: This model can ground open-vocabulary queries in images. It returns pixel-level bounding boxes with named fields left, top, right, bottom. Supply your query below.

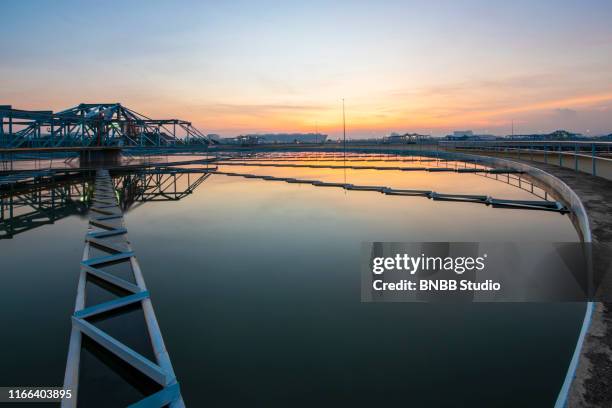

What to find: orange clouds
left=180, top=90, right=612, bottom=135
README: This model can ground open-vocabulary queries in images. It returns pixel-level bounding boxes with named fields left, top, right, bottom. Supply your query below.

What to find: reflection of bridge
left=0, top=167, right=212, bottom=239
left=114, top=168, right=211, bottom=211
left=0, top=173, right=90, bottom=239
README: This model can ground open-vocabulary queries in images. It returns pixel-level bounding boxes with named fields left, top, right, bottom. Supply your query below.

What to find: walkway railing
left=440, top=140, right=612, bottom=179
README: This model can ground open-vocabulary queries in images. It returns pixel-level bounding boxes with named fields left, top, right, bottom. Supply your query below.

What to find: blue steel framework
left=62, top=169, right=184, bottom=407
left=0, top=169, right=212, bottom=239
left=0, top=103, right=214, bottom=148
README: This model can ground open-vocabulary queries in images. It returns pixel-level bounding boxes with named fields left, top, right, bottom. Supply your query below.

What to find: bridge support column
left=79, top=148, right=121, bottom=167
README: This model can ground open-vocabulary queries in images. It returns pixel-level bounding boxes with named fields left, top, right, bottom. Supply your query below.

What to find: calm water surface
left=0, top=155, right=585, bottom=407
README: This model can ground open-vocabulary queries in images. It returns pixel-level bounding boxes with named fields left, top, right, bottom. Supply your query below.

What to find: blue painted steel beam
left=74, top=290, right=149, bottom=319
left=72, top=317, right=169, bottom=386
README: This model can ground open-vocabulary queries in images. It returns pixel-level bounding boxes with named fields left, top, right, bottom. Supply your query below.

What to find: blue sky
left=2, top=0, right=612, bottom=137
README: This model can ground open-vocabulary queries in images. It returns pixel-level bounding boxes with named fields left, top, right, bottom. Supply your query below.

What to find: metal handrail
left=441, top=141, right=612, bottom=177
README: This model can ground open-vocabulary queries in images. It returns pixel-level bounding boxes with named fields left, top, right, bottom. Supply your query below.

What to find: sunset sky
left=2, top=0, right=612, bottom=138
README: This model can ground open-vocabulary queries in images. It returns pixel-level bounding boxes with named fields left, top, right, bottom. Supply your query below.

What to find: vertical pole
left=9, top=191, right=13, bottom=220
left=592, top=144, right=597, bottom=176
left=51, top=182, right=56, bottom=222
left=574, top=144, right=578, bottom=172
left=9, top=116, right=13, bottom=143
left=342, top=98, right=346, bottom=161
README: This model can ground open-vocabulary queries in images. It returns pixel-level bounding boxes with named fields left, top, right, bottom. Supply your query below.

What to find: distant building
left=222, top=133, right=327, bottom=145
left=472, top=134, right=497, bottom=141
left=382, top=132, right=430, bottom=144
left=206, top=134, right=222, bottom=142
left=453, top=130, right=474, bottom=138
left=446, top=131, right=497, bottom=141
left=509, top=130, right=585, bottom=141
left=235, top=135, right=264, bottom=146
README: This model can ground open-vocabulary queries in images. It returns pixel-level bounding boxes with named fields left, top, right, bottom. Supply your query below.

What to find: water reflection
left=0, top=153, right=585, bottom=407
left=1, top=153, right=567, bottom=241
left=0, top=172, right=91, bottom=239
left=0, top=168, right=212, bottom=239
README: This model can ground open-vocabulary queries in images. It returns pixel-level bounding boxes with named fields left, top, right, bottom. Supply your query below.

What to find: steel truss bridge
left=0, top=103, right=216, bottom=148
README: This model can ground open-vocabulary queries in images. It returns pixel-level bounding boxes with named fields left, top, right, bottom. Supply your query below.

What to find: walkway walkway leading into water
left=62, top=169, right=184, bottom=407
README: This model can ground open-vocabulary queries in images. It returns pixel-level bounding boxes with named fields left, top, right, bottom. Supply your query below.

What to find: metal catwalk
left=62, top=169, right=184, bottom=407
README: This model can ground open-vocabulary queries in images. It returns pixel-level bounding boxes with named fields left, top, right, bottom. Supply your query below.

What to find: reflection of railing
left=441, top=155, right=553, bottom=201
left=476, top=170, right=551, bottom=201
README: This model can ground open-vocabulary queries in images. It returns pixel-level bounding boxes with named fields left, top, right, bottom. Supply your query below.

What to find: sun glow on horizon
left=2, top=1, right=612, bottom=137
